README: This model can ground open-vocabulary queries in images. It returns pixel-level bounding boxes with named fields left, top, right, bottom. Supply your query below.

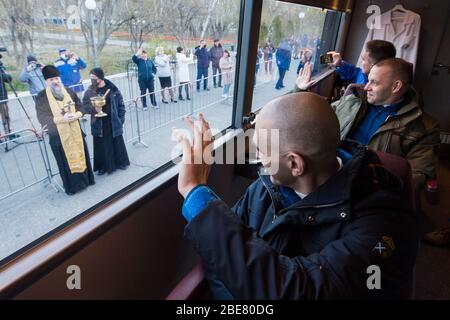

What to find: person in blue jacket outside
left=132, top=48, right=158, bottom=110
left=54, top=48, right=87, bottom=94
left=275, top=40, right=292, bottom=90
left=195, top=40, right=211, bottom=92
left=328, top=40, right=396, bottom=85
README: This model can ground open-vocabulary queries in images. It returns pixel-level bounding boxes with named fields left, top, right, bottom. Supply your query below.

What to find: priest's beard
left=50, top=83, right=64, bottom=100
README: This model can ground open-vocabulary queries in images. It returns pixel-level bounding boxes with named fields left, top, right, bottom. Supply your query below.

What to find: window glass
left=0, top=0, right=241, bottom=263
left=252, top=0, right=342, bottom=112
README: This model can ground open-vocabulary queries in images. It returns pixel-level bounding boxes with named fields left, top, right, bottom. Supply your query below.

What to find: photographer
left=19, top=54, right=46, bottom=100
left=194, top=40, right=211, bottom=92
left=0, top=51, right=13, bottom=135
left=54, top=48, right=87, bottom=96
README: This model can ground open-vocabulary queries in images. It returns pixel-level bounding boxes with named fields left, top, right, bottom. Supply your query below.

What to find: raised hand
left=172, top=113, right=215, bottom=198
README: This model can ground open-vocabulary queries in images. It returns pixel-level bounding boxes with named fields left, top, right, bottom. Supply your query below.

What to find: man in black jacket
left=0, top=57, right=13, bottom=136
left=173, top=92, right=419, bottom=299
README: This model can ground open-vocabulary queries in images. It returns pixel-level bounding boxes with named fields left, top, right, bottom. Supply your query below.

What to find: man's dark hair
left=375, top=58, right=414, bottom=85
left=177, top=46, right=183, bottom=53
left=365, top=40, right=396, bottom=64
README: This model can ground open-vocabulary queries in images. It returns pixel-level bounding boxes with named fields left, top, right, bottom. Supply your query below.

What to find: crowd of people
left=133, top=39, right=235, bottom=110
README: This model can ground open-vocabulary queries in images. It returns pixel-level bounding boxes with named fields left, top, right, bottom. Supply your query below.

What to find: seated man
left=172, top=93, right=419, bottom=299
left=328, top=40, right=396, bottom=85
left=296, top=58, right=440, bottom=192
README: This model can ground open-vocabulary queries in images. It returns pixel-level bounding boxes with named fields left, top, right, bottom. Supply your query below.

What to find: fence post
left=189, top=82, right=194, bottom=116
left=37, top=132, right=63, bottom=193
left=132, top=98, right=149, bottom=148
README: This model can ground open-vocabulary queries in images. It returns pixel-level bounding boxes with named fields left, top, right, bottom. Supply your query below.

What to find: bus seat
left=376, top=151, right=415, bottom=210
left=165, top=263, right=210, bottom=300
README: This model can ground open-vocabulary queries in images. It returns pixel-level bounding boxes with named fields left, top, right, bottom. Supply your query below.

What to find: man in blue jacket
left=54, top=48, right=87, bottom=94
left=275, top=40, right=292, bottom=90
left=132, top=48, right=158, bottom=110
left=173, top=92, right=419, bottom=299
left=195, top=40, right=211, bottom=92
left=328, top=40, right=396, bottom=85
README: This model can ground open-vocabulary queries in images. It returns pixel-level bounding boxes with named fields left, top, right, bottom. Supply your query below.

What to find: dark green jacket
left=330, top=87, right=440, bottom=190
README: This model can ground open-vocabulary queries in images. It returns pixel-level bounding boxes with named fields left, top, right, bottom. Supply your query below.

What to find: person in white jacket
left=176, top=47, right=194, bottom=101
left=154, top=47, right=176, bottom=104
left=219, top=50, right=233, bottom=98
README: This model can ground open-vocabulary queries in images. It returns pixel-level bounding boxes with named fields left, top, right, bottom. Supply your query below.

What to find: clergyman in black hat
left=35, top=65, right=95, bottom=195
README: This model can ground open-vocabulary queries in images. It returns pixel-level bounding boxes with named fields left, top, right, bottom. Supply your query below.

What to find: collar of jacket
left=102, top=79, right=119, bottom=93
left=373, top=88, right=422, bottom=136
left=258, top=142, right=367, bottom=215
left=352, top=87, right=422, bottom=136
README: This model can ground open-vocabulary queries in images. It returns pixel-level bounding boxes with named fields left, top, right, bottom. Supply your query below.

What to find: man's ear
left=288, top=152, right=305, bottom=177
left=392, top=80, right=403, bottom=94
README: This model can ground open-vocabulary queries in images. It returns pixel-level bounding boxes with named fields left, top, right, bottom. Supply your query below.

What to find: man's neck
left=98, top=81, right=106, bottom=88
left=288, top=158, right=341, bottom=196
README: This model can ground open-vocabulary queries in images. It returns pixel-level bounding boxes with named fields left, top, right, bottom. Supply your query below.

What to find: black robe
left=35, top=88, right=95, bottom=195
left=86, top=82, right=130, bottom=174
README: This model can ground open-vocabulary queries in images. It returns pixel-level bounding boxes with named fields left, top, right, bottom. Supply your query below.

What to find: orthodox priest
left=36, top=65, right=95, bottom=195
left=82, top=68, right=129, bottom=175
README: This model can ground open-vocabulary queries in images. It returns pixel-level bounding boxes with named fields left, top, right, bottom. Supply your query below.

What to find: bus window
left=252, top=0, right=343, bottom=112
left=0, top=0, right=242, bottom=265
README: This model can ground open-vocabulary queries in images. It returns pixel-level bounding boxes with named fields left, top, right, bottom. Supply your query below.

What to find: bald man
left=173, top=93, right=418, bottom=299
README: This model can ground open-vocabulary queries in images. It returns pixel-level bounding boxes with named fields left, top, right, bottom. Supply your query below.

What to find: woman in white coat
left=219, top=50, right=233, bottom=98
left=154, top=47, right=176, bottom=104
left=175, top=47, right=194, bottom=101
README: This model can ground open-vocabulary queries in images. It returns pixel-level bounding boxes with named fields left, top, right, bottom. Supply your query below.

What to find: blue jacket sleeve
left=335, top=61, right=367, bottom=84
left=19, top=69, right=30, bottom=83
left=182, top=185, right=220, bottom=222
left=76, top=58, right=87, bottom=70
left=132, top=55, right=139, bottom=64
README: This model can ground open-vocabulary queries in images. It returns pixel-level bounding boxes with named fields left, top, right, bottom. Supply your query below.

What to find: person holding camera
left=19, top=54, right=46, bottom=101
left=54, top=48, right=87, bottom=95
left=195, top=40, right=211, bottom=92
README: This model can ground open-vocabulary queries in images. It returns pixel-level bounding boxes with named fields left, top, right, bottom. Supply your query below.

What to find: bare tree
left=75, top=0, right=134, bottom=67
left=0, top=0, right=37, bottom=65
left=199, top=0, right=219, bottom=40
left=164, top=0, right=202, bottom=48
left=125, top=0, right=164, bottom=52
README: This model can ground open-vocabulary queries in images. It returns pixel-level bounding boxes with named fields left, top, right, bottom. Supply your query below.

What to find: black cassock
left=90, top=83, right=130, bottom=174
left=35, top=89, right=95, bottom=195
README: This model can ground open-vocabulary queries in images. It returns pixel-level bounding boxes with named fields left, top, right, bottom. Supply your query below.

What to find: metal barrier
left=131, top=69, right=234, bottom=140
left=0, top=128, right=61, bottom=201
left=0, top=53, right=296, bottom=204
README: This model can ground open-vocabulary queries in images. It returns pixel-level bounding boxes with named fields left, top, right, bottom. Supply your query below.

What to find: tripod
left=0, top=62, right=38, bottom=152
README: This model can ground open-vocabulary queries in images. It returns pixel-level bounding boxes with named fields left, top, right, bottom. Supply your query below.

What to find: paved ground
left=0, top=61, right=299, bottom=261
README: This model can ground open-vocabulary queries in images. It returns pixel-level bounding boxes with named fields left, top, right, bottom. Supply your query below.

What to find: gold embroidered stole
left=46, top=87, right=86, bottom=174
